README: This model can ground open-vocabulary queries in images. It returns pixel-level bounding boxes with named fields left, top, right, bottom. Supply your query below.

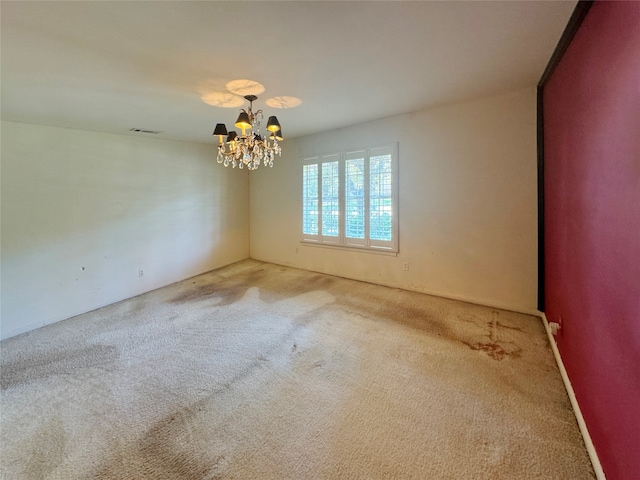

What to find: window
left=302, top=144, right=398, bottom=252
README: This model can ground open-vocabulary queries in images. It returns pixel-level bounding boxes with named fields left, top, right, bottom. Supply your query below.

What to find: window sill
left=300, top=240, right=398, bottom=256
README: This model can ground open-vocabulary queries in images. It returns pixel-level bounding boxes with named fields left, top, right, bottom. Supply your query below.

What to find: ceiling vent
left=129, top=128, right=161, bottom=134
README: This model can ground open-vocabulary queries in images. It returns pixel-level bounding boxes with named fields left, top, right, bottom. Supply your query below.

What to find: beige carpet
left=1, top=260, right=594, bottom=479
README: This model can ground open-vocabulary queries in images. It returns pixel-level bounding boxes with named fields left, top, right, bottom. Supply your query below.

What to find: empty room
left=1, top=1, right=638, bottom=479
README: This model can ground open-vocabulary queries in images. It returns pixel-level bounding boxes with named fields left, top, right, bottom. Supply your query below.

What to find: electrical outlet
left=402, top=262, right=409, bottom=271
left=138, top=269, right=144, bottom=278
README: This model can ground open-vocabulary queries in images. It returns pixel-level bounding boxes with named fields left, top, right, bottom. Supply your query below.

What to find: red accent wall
left=543, top=2, right=640, bottom=479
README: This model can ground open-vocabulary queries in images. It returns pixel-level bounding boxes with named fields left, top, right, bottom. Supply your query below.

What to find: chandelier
left=213, top=95, right=282, bottom=170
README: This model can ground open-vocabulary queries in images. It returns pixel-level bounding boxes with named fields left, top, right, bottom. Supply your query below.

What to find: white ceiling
left=1, top=1, right=575, bottom=144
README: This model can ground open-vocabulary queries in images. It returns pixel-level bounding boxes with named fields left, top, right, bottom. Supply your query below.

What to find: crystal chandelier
left=213, top=95, right=282, bottom=170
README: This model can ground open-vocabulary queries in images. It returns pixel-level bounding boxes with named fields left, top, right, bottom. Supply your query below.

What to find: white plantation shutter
left=368, top=145, right=395, bottom=250
left=302, top=163, right=319, bottom=237
left=345, top=151, right=366, bottom=247
left=321, top=159, right=340, bottom=241
left=302, top=144, right=397, bottom=252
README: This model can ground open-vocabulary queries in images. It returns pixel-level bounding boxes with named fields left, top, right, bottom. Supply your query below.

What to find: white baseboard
left=539, top=312, right=606, bottom=480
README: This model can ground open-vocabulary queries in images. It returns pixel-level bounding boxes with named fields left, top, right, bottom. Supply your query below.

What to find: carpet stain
left=90, top=315, right=309, bottom=479
left=221, top=269, right=339, bottom=305
left=462, top=340, right=522, bottom=360
left=170, top=283, right=246, bottom=305
left=132, top=412, right=227, bottom=480
left=307, top=277, right=528, bottom=362
left=1, top=344, right=118, bottom=390
left=21, top=415, right=67, bottom=479
left=170, top=266, right=309, bottom=305
left=460, top=311, right=523, bottom=360
left=338, top=288, right=457, bottom=340
left=93, top=405, right=228, bottom=479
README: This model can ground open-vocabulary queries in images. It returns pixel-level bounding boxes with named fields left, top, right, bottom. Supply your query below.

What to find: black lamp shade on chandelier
left=266, top=116, right=281, bottom=133
left=235, top=111, right=252, bottom=130
left=213, top=95, right=283, bottom=170
left=213, top=123, right=228, bottom=137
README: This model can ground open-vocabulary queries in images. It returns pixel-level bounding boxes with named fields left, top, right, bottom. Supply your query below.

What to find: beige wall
left=0, top=87, right=538, bottom=339
left=1, top=121, right=249, bottom=339
left=250, top=88, right=538, bottom=313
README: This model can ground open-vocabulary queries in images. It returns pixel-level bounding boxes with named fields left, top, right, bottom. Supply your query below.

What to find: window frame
left=301, top=143, right=398, bottom=253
